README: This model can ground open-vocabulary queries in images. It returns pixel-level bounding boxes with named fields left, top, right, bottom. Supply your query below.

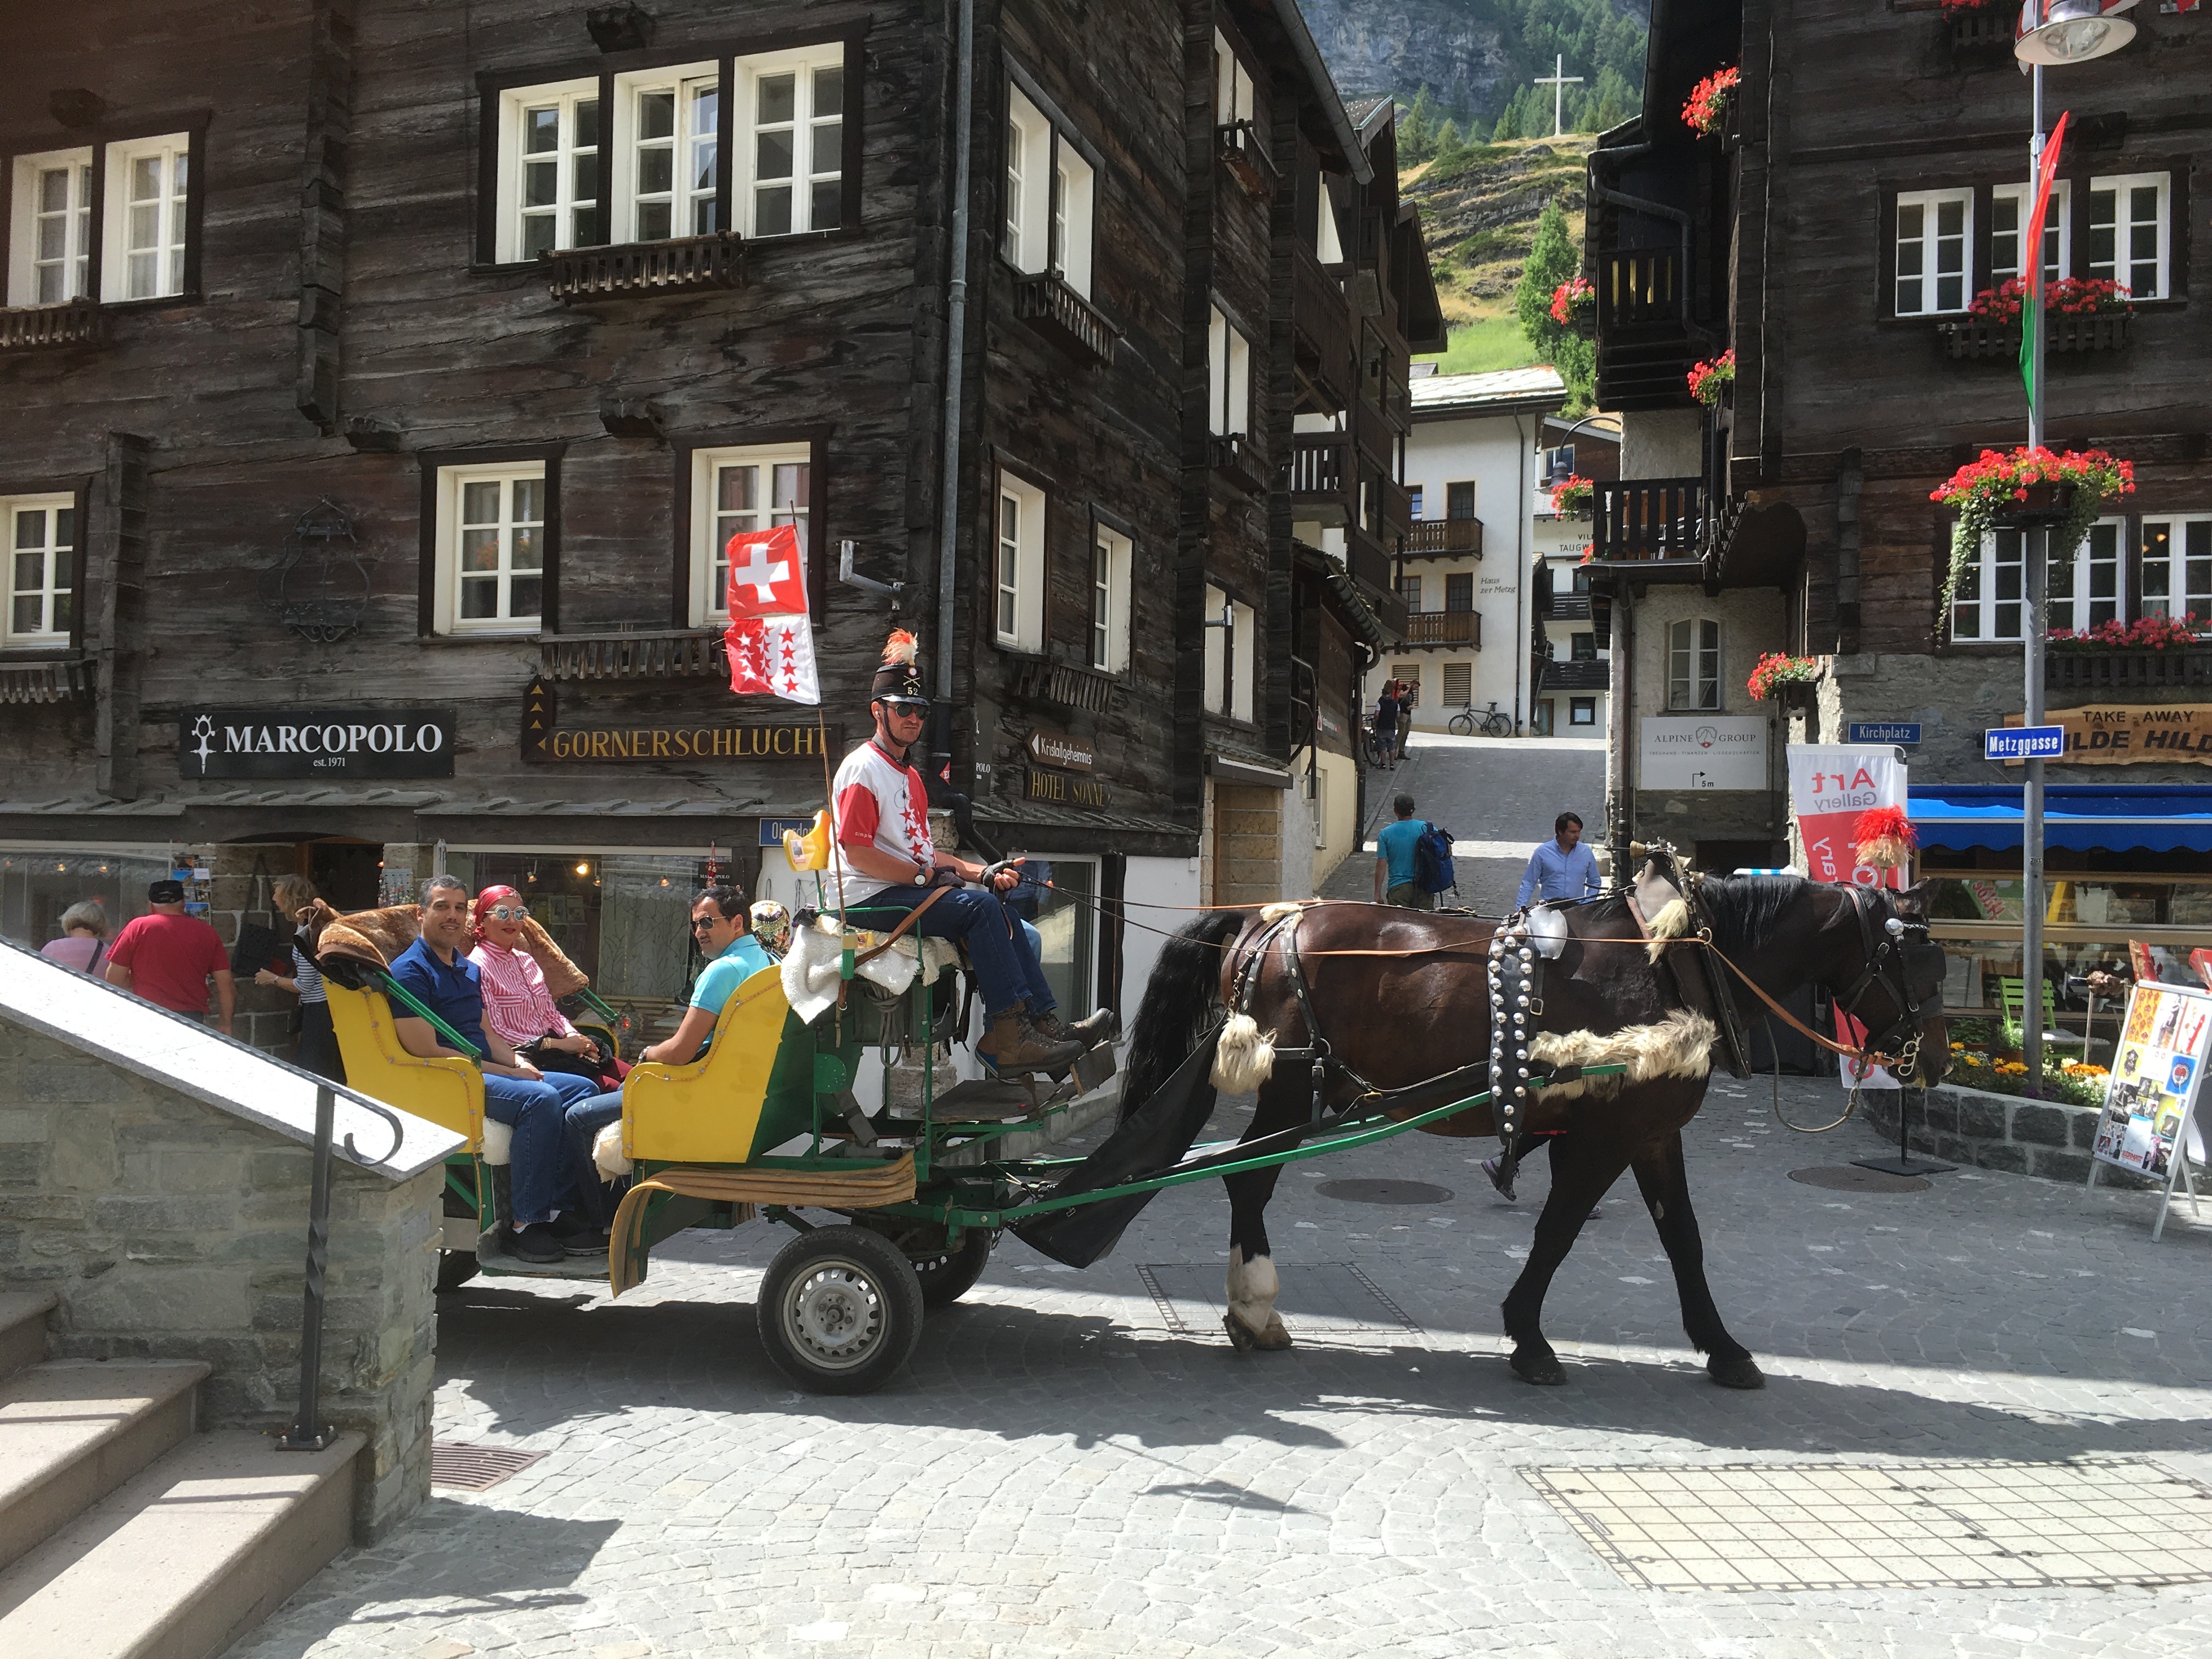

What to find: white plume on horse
left=1644, top=897, right=1694, bottom=962
left=1212, top=1012, right=1276, bottom=1093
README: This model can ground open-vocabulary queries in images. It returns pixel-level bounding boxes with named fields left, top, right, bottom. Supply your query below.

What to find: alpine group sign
left=179, top=708, right=458, bottom=778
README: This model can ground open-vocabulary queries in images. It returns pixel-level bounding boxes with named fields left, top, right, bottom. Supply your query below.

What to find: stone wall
left=1859, top=1081, right=2155, bottom=1189
left=1212, top=781, right=1288, bottom=906
left=0, top=1019, right=441, bottom=1541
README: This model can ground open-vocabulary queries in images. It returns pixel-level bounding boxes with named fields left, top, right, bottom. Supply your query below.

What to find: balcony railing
left=1014, top=271, right=1118, bottom=366
left=1593, top=477, right=1706, bottom=562
left=541, top=630, right=725, bottom=681
left=0, top=300, right=107, bottom=351
left=1538, top=658, right=1609, bottom=692
left=1951, top=8, right=2013, bottom=54
left=1216, top=120, right=1278, bottom=200
left=1210, top=432, right=1269, bottom=495
left=2047, top=648, right=2212, bottom=692
left=1292, top=242, right=1352, bottom=399
left=1939, top=312, right=2132, bottom=360
left=1287, top=433, right=1351, bottom=520
left=545, top=231, right=747, bottom=302
left=1597, top=247, right=1684, bottom=331
left=1404, top=610, right=1480, bottom=648
left=1404, top=517, right=1484, bottom=558
left=1539, top=592, right=1592, bottom=621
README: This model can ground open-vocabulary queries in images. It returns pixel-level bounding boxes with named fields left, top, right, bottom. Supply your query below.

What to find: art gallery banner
left=1788, top=743, right=1906, bottom=890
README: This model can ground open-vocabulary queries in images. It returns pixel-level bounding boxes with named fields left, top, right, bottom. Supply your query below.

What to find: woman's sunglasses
left=484, top=905, right=531, bottom=922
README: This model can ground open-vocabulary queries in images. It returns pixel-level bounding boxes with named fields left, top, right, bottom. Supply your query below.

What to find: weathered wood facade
left=0, top=0, right=1435, bottom=1021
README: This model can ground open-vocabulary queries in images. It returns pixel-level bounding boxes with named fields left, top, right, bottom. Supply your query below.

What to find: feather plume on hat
left=870, top=629, right=929, bottom=702
left=882, top=629, right=918, bottom=664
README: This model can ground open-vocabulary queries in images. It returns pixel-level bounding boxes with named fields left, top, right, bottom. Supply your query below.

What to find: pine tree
left=1431, top=117, right=1462, bottom=172
left=1514, top=197, right=1596, bottom=412
left=1401, top=86, right=1438, bottom=162
left=1491, top=100, right=1520, bottom=142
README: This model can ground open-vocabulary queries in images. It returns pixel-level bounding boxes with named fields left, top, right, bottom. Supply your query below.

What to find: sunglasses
left=690, top=915, right=725, bottom=932
left=484, top=906, right=531, bottom=922
left=879, top=702, right=929, bottom=718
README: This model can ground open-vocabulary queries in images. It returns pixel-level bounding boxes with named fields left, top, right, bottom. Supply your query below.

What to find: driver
left=831, top=630, right=1113, bottom=1074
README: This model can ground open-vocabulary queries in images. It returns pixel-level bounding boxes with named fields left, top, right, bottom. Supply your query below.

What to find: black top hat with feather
left=869, top=629, right=928, bottom=703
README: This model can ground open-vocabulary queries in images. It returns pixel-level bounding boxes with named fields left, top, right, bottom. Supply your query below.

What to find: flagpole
left=2023, top=60, right=2047, bottom=1088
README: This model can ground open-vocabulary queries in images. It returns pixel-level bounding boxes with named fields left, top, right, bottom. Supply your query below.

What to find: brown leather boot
left=979, top=1010, right=1086, bottom=1073
left=1031, top=1007, right=1120, bottom=1049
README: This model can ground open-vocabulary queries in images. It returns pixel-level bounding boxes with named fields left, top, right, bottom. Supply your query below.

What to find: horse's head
left=1833, top=881, right=1950, bottom=1087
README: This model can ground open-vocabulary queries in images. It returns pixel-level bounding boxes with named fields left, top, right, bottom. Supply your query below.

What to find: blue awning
left=1908, top=784, right=2212, bottom=854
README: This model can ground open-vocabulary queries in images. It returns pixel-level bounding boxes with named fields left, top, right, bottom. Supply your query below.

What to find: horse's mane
left=1692, top=873, right=1813, bottom=956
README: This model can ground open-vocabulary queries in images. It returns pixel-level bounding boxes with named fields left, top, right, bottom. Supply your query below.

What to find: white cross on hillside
left=1534, top=55, right=1583, bottom=139
left=732, top=538, right=791, bottom=605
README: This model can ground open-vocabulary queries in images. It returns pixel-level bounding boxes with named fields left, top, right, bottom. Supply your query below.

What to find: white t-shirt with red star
left=832, top=739, right=936, bottom=906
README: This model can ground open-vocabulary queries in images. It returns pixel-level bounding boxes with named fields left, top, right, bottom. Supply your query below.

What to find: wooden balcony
left=1403, top=610, right=1480, bottom=649
left=1293, top=243, right=1353, bottom=403
left=0, top=301, right=107, bottom=352
left=1216, top=120, right=1278, bottom=200
left=1595, top=246, right=1695, bottom=410
left=1539, top=592, right=1591, bottom=621
left=1939, top=312, right=2132, bottom=360
left=1593, top=477, right=1706, bottom=563
left=1344, top=522, right=1395, bottom=597
left=1404, top=517, right=1484, bottom=558
left=0, top=655, right=94, bottom=704
left=2047, top=648, right=2212, bottom=692
left=1950, top=6, right=2014, bottom=57
left=1013, top=271, right=1118, bottom=367
left=1378, top=476, right=1413, bottom=545
left=1209, top=432, right=1269, bottom=496
left=1287, top=433, right=1351, bottom=525
left=545, top=231, right=746, bottom=302
left=541, top=630, right=726, bottom=681
left=1538, top=658, right=1609, bottom=692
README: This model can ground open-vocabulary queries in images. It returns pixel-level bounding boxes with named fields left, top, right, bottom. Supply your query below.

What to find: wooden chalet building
left=0, top=0, right=1431, bottom=1044
left=1589, top=0, right=2212, bottom=1000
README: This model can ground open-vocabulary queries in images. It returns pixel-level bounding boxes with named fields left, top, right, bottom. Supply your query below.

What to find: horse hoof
left=1510, top=1348, right=1566, bottom=1386
left=1223, top=1311, right=1292, bottom=1352
left=1708, top=1353, right=1767, bottom=1390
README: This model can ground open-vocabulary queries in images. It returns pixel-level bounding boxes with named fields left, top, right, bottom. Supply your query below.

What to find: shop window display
left=1, top=849, right=170, bottom=952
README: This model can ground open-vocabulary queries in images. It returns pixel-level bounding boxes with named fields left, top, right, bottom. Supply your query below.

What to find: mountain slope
left=1404, top=135, right=1591, bottom=369
left=1300, top=0, right=1649, bottom=127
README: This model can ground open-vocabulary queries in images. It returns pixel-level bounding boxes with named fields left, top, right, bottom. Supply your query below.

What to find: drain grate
left=1527, top=1458, right=2212, bottom=1592
left=1788, top=1165, right=1931, bottom=1193
left=1137, top=1261, right=1421, bottom=1341
left=1314, top=1178, right=1455, bottom=1206
left=431, top=1441, right=546, bottom=1491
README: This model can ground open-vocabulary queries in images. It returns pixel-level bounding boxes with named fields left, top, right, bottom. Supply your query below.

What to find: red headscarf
left=472, top=885, right=524, bottom=944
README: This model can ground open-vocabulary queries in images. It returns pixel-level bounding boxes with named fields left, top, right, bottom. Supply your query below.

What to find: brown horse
left=1115, top=871, right=1949, bottom=1388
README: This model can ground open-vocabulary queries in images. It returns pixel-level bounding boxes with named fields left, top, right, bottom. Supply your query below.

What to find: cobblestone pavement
left=237, top=1076, right=2212, bottom=1659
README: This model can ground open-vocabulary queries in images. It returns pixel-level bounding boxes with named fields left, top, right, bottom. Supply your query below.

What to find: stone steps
left=0, top=1293, right=360, bottom=1659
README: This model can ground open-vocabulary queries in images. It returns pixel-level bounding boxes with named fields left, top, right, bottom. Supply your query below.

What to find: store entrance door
left=308, top=840, right=385, bottom=911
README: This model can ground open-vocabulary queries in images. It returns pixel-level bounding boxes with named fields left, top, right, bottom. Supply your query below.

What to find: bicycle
left=1359, top=715, right=1396, bottom=769
left=1448, top=700, right=1514, bottom=739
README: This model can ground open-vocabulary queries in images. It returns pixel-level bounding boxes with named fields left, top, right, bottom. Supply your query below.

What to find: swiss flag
left=724, top=523, right=809, bottom=619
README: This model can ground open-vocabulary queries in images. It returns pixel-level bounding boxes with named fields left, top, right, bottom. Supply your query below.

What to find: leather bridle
left=1829, top=883, right=1947, bottom=1077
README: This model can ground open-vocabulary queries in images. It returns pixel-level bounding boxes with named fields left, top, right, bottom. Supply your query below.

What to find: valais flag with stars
left=722, top=524, right=820, bottom=704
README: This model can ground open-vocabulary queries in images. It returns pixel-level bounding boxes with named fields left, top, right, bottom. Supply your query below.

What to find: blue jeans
left=848, top=885, right=1056, bottom=1019
left=482, top=1068, right=601, bottom=1227
left=563, top=1089, right=627, bottom=1229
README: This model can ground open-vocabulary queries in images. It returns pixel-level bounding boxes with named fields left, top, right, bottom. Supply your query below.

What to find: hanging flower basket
left=1930, top=447, right=2136, bottom=636
left=1549, top=473, right=1594, bottom=517
left=1687, top=349, right=1735, bottom=405
left=1746, top=651, right=1818, bottom=702
left=1549, top=276, right=1596, bottom=335
left=1681, top=67, right=1740, bottom=138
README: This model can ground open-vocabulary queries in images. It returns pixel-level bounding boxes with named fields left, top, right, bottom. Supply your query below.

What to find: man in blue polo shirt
left=390, top=875, right=601, bottom=1265
left=1373, top=793, right=1433, bottom=910
left=557, top=886, right=772, bottom=1232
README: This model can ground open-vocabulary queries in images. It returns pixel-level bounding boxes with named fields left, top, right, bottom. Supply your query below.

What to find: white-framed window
left=1441, top=661, right=1472, bottom=706
left=689, top=443, right=811, bottom=626
left=1952, top=519, right=2130, bottom=641
left=1667, top=617, right=1720, bottom=710
left=2140, top=516, right=2212, bottom=624
left=102, top=133, right=191, bottom=302
left=1894, top=187, right=1973, bottom=316
left=741, top=50, right=844, bottom=238
left=1315, top=183, right=1344, bottom=263
left=615, top=64, right=720, bottom=243
left=1991, top=180, right=2069, bottom=286
left=1214, top=31, right=1255, bottom=127
left=433, top=463, right=546, bottom=634
left=1207, top=306, right=1251, bottom=437
left=1950, top=528, right=2023, bottom=642
left=2087, top=172, right=2169, bottom=300
left=1002, top=83, right=1096, bottom=298
left=2047, top=519, right=2124, bottom=635
left=496, top=81, right=603, bottom=262
left=1204, top=585, right=1256, bottom=720
left=1570, top=697, right=1597, bottom=726
left=3, top=495, right=76, bottom=647
left=7, top=148, right=93, bottom=306
left=994, top=470, right=1046, bottom=651
left=1088, top=522, right=1132, bottom=673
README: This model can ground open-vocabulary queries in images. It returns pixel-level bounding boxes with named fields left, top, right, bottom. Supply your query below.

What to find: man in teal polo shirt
left=558, top=886, right=771, bottom=1238
left=1373, top=793, right=1433, bottom=910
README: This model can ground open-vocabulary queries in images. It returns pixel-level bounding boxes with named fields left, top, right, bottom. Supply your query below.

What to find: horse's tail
left=1120, top=909, right=1248, bottom=1121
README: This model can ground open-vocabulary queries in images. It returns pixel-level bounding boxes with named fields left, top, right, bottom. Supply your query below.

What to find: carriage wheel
left=911, top=1230, right=994, bottom=1308
left=757, top=1225, right=924, bottom=1395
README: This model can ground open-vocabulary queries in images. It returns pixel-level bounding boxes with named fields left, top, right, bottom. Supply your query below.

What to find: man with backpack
left=1373, top=793, right=1455, bottom=909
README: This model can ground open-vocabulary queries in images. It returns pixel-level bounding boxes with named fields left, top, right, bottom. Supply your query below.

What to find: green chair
left=1995, top=976, right=2087, bottom=1048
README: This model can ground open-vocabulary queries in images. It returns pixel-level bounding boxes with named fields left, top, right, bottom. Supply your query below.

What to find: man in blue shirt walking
left=1516, top=811, right=1602, bottom=909
left=1373, top=793, right=1433, bottom=910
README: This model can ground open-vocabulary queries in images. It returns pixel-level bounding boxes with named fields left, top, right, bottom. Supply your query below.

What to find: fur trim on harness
left=1644, top=897, right=1694, bottom=963
left=1528, top=1010, right=1718, bottom=1101
left=593, top=1121, right=632, bottom=1181
left=1212, top=1012, right=1277, bottom=1092
left=1259, top=900, right=1306, bottom=924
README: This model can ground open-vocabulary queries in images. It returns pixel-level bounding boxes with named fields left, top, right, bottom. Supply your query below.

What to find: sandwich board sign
left=2088, top=979, right=2212, bottom=1239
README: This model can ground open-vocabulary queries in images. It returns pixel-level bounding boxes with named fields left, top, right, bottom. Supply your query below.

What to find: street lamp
left=2013, top=0, right=2135, bottom=1086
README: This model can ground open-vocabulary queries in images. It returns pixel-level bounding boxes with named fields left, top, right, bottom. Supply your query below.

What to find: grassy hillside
left=1404, top=134, right=1594, bottom=374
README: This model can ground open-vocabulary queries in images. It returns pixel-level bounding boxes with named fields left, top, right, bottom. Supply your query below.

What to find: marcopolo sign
left=179, top=709, right=457, bottom=778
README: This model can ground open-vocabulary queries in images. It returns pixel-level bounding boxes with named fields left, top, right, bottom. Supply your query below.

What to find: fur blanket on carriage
left=311, top=900, right=591, bottom=999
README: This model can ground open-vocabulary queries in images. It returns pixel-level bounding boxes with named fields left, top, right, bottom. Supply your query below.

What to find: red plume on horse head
left=1852, top=805, right=1918, bottom=870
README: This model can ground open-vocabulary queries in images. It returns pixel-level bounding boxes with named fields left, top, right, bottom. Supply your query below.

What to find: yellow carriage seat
left=324, top=979, right=503, bottom=1161
left=621, top=964, right=820, bottom=1166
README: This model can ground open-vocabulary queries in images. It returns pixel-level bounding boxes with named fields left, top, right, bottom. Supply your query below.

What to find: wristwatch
left=913, top=859, right=931, bottom=885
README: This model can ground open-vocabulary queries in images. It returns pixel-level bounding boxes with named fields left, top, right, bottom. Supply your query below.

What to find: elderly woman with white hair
left=39, top=901, right=110, bottom=975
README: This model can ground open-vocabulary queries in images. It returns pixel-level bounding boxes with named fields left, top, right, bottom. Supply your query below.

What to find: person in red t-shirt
left=105, top=878, right=235, bottom=1035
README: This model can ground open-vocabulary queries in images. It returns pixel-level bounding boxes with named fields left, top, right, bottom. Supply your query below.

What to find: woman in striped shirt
left=467, top=885, right=610, bottom=1084
left=257, top=876, right=344, bottom=1082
